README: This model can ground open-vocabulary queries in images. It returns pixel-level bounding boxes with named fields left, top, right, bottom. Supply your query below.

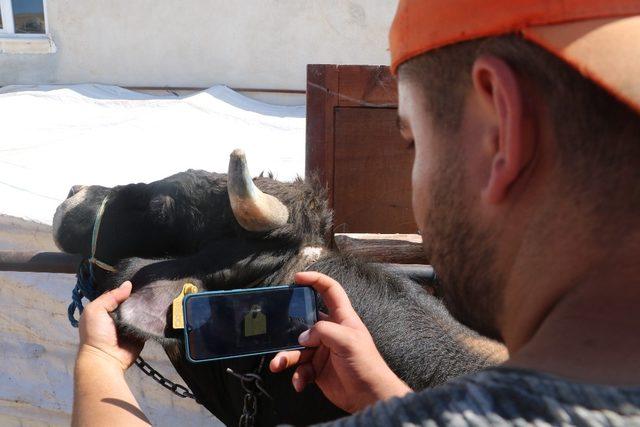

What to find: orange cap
left=390, top=1, right=640, bottom=113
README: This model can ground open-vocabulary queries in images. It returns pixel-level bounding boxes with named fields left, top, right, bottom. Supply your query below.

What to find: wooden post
left=334, top=233, right=425, bottom=264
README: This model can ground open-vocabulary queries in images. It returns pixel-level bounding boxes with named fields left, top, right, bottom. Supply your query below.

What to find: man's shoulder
left=321, top=367, right=640, bottom=426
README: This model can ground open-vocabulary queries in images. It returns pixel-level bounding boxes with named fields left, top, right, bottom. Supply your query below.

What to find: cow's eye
left=149, top=195, right=176, bottom=224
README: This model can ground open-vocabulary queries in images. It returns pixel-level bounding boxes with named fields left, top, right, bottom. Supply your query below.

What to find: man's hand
left=77, top=281, right=143, bottom=372
left=73, top=282, right=150, bottom=426
left=269, top=272, right=412, bottom=413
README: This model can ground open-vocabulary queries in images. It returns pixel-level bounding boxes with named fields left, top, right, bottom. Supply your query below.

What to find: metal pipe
left=375, top=263, right=436, bottom=283
left=0, top=251, right=81, bottom=274
left=375, top=263, right=438, bottom=295
left=0, top=252, right=436, bottom=292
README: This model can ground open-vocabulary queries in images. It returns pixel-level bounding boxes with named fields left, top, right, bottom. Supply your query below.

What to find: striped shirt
left=316, top=367, right=640, bottom=426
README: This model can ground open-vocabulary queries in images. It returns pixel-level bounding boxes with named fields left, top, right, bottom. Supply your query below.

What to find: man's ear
left=472, top=55, right=535, bottom=204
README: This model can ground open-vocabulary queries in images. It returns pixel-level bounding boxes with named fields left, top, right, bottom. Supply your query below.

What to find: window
left=0, top=0, right=53, bottom=53
left=0, top=0, right=46, bottom=35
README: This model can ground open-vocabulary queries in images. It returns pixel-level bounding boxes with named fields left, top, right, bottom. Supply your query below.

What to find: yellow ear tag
left=172, top=283, right=199, bottom=329
left=244, top=304, right=267, bottom=337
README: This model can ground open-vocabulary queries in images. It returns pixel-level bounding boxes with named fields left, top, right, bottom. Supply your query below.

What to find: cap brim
left=523, top=16, right=640, bottom=114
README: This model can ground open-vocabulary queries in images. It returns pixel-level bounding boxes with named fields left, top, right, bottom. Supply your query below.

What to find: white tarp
left=0, top=85, right=305, bottom=426
left=0, top=84, right=305, bottom=225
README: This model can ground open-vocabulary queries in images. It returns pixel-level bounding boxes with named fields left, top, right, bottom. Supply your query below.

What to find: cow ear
left=149, top=195, right=175, bottom=225
left=115, top=279, right=185, bottom=340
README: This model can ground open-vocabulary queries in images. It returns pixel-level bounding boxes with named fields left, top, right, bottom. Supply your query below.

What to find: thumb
left=95, top=281, right=133, bottom=312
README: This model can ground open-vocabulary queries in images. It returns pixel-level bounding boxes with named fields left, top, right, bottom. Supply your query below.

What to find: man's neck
left=505, top=243, right=640, bottom=386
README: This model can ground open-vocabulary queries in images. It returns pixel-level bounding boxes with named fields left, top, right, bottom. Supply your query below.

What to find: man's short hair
left=398, top=35, right=640, bottom=216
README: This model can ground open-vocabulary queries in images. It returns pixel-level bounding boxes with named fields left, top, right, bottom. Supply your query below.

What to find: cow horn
left=227, top=149, right=289, bottom=232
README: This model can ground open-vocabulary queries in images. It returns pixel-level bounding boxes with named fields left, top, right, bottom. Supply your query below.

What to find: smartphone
left=183, top=285, right=318, bottom=362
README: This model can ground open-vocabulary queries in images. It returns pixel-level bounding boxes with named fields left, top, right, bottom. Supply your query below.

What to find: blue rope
left=67, top=195, right=115, bottom=328
left=68, top=259, right=100, bottom=327
left=63, top=197, right=197, bottom=401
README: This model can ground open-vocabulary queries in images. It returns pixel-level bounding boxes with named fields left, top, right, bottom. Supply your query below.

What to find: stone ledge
left=0, top=35, right=56, bottom=54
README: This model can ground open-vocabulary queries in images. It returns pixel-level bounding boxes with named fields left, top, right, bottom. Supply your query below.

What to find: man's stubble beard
left=421, top=147, right=505, bottom=342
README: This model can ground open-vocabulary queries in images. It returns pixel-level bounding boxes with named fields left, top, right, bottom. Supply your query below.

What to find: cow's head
left=53, top=150, right=342, bottom=425
left=55, top=149, right=334, bottom=339
left=53, top=149, right=332, bottom=268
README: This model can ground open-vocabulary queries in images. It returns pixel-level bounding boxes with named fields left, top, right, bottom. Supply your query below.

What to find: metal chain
left=239, top=393, right=257, bottom=427
left=227, top=356, right=271, bottom=427
left=134, top=356, right=196, bottom=400
left=135, top=354, right=274, bottom=427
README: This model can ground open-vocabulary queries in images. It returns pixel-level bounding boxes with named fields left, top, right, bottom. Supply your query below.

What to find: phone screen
left=183, top=286, right=318, bottom=362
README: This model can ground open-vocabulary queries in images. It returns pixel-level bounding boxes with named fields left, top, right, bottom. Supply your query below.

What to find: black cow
left=54, top=150, right=506, bottom=426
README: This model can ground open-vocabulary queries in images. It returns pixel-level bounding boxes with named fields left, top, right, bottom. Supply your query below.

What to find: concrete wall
left=0, top=0, right=396, bottom=93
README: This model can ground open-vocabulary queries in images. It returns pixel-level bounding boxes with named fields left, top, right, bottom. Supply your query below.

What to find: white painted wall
left=0, top=0, right=396, bottom=97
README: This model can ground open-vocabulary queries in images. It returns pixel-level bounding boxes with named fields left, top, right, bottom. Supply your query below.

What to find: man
left=73, top=1, right=640, bottom=425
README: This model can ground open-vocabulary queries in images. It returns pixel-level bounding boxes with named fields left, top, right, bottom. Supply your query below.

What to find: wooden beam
left=334, top=65, right=397, bottom=108
left=334, top=233, right=424, bottom=264
left=0, top=251, right=81, bottom=274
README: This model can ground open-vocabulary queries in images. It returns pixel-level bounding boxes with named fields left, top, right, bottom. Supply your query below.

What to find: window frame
left=0, top=0, right=15, bottom=34
left=0, top=0, right=49, bottom=37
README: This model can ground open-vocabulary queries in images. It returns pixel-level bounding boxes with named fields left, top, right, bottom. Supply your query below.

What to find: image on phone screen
left=183, top=286, right=318, bottom=362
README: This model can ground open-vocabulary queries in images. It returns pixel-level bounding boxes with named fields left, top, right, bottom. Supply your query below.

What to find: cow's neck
left=259, top=245, right=328, bottom=285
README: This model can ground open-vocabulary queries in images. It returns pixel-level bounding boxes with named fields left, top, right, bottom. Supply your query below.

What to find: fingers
left=269, top=349, right=313, bottom=373
left=299, top=320, right=359, bottom=356
left=87, top=281, right=133, bottom=313
left=292, top=363, right=316, bottom=392
left=295, top=272, right=357, bottom=324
